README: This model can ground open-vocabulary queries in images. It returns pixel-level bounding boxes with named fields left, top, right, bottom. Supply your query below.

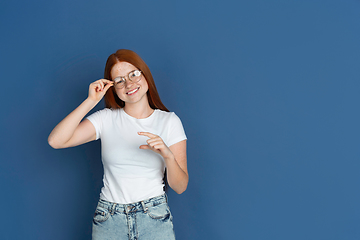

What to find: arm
left=48, top=79, right=113, bottom=149
left=167, top=140, right=188, bottom=194
left=138, top=132, right=188, bottom=194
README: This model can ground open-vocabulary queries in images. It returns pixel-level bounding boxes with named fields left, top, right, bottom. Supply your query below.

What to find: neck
left=123, top=102, right=154, bottom=119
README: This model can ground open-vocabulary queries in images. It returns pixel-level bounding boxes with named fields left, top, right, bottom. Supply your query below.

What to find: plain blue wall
left=1, top=0, right=360, bottom=239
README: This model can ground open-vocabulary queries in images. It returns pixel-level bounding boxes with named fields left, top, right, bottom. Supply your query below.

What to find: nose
left=125, top=79, right=135, bottom=89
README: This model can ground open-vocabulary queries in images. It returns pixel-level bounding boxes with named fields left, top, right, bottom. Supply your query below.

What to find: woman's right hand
left=88, top=79, right=114, bottom=102
left=48, top=79, right=113, bottom=149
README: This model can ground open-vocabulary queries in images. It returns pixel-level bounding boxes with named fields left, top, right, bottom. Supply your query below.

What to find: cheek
left=142, top=81, right=149, bottom=92
left=114, top=89, right=126, bottom=101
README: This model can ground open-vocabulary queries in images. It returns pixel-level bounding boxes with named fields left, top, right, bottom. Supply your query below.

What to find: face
left=110, top=61, right=149, bottom=106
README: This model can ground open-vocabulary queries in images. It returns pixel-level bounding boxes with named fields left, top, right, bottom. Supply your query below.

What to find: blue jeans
left=92, top=194, right=176, bottom=240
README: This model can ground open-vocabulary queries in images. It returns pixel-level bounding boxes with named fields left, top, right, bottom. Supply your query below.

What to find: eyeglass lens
left=114, top=70, right=142, bottom=89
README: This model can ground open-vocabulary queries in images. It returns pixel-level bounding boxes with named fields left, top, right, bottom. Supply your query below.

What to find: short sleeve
left=86, top=109, right=109, bottom=140
left=167, top=113, right=187, bottom=147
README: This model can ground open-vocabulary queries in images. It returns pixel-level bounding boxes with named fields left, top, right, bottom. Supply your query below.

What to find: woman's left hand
left=138, top=132, right=174, bottom=160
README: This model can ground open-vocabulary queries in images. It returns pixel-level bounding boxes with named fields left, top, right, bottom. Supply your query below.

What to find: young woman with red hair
left=48, top=49, right=187, bottom=239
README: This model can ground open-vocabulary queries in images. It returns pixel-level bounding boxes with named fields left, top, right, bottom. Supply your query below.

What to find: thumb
left=103, top=82, right=113, bottom=92
left=139, top=145, right=150, bottom=150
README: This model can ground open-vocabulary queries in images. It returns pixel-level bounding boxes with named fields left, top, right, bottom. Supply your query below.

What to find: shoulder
left=154, top=110, right=184, bottom=129
left=156, top=110, right=186, bottom=146
left=155, top=109, right=179, bottom=118
left=154, top=109, right=182, bottom=122
left=87, top=108, right=121, bottom=121
left=95, top=107, right=121, bottom=115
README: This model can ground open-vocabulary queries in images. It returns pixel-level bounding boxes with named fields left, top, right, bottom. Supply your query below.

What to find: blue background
left=1, top=0, right=359, bottom=239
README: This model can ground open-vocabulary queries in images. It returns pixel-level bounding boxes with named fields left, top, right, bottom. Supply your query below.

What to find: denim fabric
left=92, top=194, right=176, bottom=240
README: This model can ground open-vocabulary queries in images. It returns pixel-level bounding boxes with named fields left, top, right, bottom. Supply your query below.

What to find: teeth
left=127, top=88, right=139, bottom=95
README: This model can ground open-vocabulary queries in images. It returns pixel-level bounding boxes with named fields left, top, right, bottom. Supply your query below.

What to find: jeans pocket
left=93, top=206, right=110, bottom=224
left=147, top=203, right=170, bottom=220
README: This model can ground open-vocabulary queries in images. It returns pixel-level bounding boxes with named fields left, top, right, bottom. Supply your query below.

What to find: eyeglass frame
left=112, top=70, right=143, bottom=89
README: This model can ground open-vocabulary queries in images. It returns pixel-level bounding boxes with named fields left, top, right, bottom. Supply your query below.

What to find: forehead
left=110, top=62, right=137, bottom=79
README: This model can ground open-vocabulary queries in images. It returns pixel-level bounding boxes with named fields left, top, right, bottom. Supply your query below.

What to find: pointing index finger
left=138, top=132, right=157, bottom=138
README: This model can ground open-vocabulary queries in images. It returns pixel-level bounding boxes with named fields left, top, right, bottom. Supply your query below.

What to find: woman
left=48, top=49, right=188, bottom=240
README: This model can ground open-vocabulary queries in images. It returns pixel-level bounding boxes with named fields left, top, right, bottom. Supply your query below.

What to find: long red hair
left=104, top=49, right=169, bottom=112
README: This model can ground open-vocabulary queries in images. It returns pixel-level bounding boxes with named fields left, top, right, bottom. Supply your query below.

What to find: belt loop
left=111, top=203, right=116, bottom=215
left=141, top=201, right=148, bottom=213
left=124, top=204, right=128, bottom=214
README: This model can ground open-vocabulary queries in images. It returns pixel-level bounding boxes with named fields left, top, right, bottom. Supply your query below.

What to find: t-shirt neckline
left=121, top=108, right=157, bottom=121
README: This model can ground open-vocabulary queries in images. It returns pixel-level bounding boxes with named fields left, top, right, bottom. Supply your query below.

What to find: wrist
left=163, top=153, right=175, bottom=162
left=85, top=97, right=100, bottom=106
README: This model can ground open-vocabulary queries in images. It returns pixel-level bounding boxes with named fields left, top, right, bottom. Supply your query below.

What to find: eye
left=130, top=70, right=141, bottom=78
left=114, top=77, right=125, bottom=84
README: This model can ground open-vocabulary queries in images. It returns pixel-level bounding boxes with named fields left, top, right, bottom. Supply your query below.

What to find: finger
left=103, top=81, right=113, bottom=92
left=146, top=137, right=162, bottom=144
left=148, top=140, right=166, bottom=149
left=138, top=132, right=157, bottom=138
left=152, top=144, right=164, bottom=150
left=101, top=79, right=114, bottom=84
left=97, top=80, right=105, bottom=91
left=103, top=80, right=114, bottom=88
left=147, top=139, right=164, bottom=147
left=90, top=83, right=100, bottom=92
left=95, top=79, right=113, bottom=91
left=139, top=145, right=151, bottom=150
left=92, top=81, right=104, bottom=92
left=140, top=145, right=161, bottom=155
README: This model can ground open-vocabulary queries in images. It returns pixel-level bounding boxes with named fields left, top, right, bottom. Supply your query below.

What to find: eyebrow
left=112, top=69, right=138, bottom=80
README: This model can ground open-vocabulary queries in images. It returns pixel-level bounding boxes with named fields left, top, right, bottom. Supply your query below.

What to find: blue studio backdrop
left=1, top=0, right=360, bottom=239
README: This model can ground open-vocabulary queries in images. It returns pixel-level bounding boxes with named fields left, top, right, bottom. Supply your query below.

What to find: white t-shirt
left=86, top=108, right=187, bottom=204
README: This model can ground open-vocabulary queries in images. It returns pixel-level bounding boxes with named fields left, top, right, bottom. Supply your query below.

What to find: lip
left=126, top=87, right=140, bottom=95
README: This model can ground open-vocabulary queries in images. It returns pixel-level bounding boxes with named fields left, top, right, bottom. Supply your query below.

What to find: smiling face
left=110, top=61, right=149, bottom=107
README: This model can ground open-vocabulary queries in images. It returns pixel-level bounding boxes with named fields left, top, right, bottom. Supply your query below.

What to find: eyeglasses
left=113, top=70, right=142, bottom=89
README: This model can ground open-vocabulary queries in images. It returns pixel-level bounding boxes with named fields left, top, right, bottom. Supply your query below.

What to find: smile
left=126, top=87, right=140, bottom=95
